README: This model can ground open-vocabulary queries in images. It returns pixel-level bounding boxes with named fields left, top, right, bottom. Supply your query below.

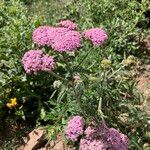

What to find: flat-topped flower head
left=32, top=26, right=81, bottom=52
left=65, top=116, right=85, bottom=141
left=56, top=20, right=78, bottom=30
left=32, top=26, right=53, bottom=46
left=79, top=139, right=106, bottom=150
left=89, top=140, right=106, bottom=150
left=52, top=30, right=82, bottom=52
left=79, top=139, right=90, bottom=150
left=47, top=27, right=70, bottom=44
left=22, top=50, right=43, bottom=73
left=32, top=26, right=69, bottom=46
left=83, top=28, right=108, bottom=46
left=22, top=49, right=54, bottom=74
left=105, top=128, right=129, bottom=150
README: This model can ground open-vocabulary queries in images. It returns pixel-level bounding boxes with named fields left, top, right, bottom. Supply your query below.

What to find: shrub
left=0, top=0, right=42, bottom=126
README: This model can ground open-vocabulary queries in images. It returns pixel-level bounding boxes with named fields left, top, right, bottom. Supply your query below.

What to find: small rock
left=51, top=141, right=65, bottom=150
left=50, top=140, right=55, bottom=147
left=22, top=127, right=46, bottom=150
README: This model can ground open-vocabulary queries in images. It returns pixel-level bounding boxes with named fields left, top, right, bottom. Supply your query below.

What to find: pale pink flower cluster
left=83, top=28, right=108, bottom=46
left=79, top=139, right=106, bottom=150
left=56, top=20, right=78, bottom=30
left=22, top=49, right=54, bottom=74
left=79, top=125, right=108, bottom=150
left=32, top=23, right=81, bottom=52
left=65, top=116, right=129, bottom=150
left=65, top=116, right=85, bottom=141
left=51, top=30, right=81, bottom=52
left=79, top=126, right=129, bottom=150
left=105, top=128, right=129, bottom=150
left=32, top=26, right=53, bottom=46
left=84, top=126, right=96, bottom=139
left=32, top=21, right=108, bottom=53
left=23, top=21, right=108, bottom=74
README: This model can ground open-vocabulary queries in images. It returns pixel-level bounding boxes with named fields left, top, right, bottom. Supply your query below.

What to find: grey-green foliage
left=27, top=0, right=72, bottom=24
left=0, top=0, right=42, bottom=120
left=64, top=0, right=149, bottom=56
left=0, top=0, right=40, bottom=90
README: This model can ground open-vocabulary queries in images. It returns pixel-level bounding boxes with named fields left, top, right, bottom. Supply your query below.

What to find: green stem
left=50, top=71, right=68, bottom=82
left=108, top=65, right=124, bottom=79
left=75, top=48, right=92, bottom=70
left=98, top=97, right=105, bottom=121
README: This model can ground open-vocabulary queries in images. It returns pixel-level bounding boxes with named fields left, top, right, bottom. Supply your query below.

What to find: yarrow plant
left=104, top=128, right=129, bottom=150
left=1, top=0, right=149, bottom=148
left=22, top=49, right=54, bottom=74
left=51, top=30, right=81, bottom=52
left=32, top=26, right=81, bottom=52
left=65, top=116, right=129, bottom=150
left=65, top=116, right=85, bottom=141
left=23, top=20, right=108, bottom=73
left=79, top=139, right=106, bottom=150
left=20, top=20, right=135, bottom=149
left=21, top=19, right=135, bottom=149
left=83, top=28, right=108, bottom=46
left=32, top=26, right=53, bottom=47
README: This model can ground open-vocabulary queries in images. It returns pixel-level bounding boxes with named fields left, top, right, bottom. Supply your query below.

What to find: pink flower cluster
left=56, top=20, right=78, bottom=30
left=32, top=26, right=53, bottom=47
left=22, top=49, right=54, bottom=74
left=65, top=116, right=85, bottom=141
left=32, top=24, right=81, bottom=52
left=105, top=128, right=129, bottom=150
left=65, top=116, right=129, bottom=150
left=23, top=20, right=108, bottom=74
left=32, top=20, right=108, bottom=53
left=83, top=28, right=108, bottom=46
left=84, top=126, right=96, bottom=139
left=80, top=139, right=106, bottom=150
left=51, top=30, right=81, bottom=52
left=80, top=126, right=129, bottom=150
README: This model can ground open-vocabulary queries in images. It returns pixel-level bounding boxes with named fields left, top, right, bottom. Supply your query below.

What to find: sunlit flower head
left=65, top=116, right=85, bottom=141
left=22, top=49, right=55, bottom=74
left=83, top=28, right=108, bottom=46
